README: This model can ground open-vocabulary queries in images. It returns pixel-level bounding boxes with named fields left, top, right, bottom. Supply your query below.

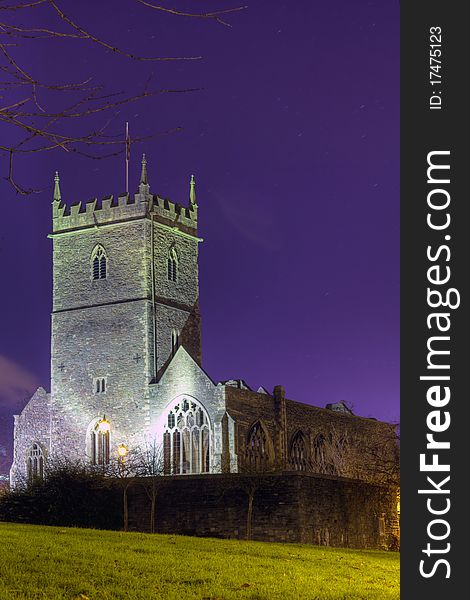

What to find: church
left=10, top=157, right=398, bottom=514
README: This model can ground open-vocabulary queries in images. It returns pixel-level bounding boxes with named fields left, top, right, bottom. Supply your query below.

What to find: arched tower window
left=27, top=443, right=45, bottom=482
left=167, top=247, right=178, bottom=282
left=289, top=430, right=308, bottom=471
left=162, top=398, right=210, bottom=475
left=88, top=417, right=111, bottom=465
left=246, top=421, right=273, bottom=471
left=91, top=245, right=107, bottom=280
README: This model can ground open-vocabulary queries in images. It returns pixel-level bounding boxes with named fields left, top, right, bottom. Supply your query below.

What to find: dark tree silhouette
left=133, top=439, right=166, bottom=533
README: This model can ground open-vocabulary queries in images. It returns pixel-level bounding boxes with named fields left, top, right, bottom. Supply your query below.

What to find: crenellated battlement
left=51, top=156, right=198, bottom=236
left=151, top=193, right=198, bottom=232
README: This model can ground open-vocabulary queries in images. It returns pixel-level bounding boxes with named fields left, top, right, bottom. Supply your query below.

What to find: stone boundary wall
left=127, top=472, right=399, bottom=550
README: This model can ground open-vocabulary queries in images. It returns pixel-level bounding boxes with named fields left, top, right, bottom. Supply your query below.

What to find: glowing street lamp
left=117, top=443, right=128, bottom=458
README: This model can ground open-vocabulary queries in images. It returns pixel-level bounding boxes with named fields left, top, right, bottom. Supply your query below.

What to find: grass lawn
left=0, top=522, right=399, bottom=600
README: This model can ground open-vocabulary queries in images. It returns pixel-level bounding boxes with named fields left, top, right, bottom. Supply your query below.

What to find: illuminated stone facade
left=10, top=158, right=398, bottom=516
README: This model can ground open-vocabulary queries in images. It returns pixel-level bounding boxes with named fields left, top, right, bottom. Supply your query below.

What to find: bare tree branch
left=0, top=1, right=47, bottom=11
left=135, top=0, right=248, bottom=28
left=1, top=0, right=244, bottom=193
left=48, top=1, right=202, bottom=61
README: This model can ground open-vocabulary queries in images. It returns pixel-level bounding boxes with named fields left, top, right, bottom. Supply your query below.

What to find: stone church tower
left=49, top=156, right=202, bottom=460
left=11, top=157, right=232, bottom=485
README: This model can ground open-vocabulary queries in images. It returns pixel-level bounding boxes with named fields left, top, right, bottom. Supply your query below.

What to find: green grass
left=0, top=523, right=399, bottom=600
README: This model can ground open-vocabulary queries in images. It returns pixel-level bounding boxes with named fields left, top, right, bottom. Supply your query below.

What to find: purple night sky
left=0, top=1, right=399, bottom=473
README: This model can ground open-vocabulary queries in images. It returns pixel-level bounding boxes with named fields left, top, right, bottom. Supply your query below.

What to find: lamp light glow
left=97, top=416, right=110, bottom=434
left=117, top=443, right=128, bottom=457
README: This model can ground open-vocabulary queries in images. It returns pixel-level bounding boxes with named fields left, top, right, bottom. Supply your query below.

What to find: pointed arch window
left=162, top=398, right=210, bottom=475
left=313, top=433, right=338, bottom=475
left=89, top=418, right=111, bottom=465
left=167, top=247, right=178, bottom=282
left=27, top=443, right=45, bottom=483
left=91, top=245, right=107, bottom=280
left=289, top=430, right=308, bottom=471
left=246, top=421, right=273, bottom=471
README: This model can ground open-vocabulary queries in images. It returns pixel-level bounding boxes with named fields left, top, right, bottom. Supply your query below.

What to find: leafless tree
left=133, top=438, right=166, bottom=533
left=314, top=423, right=400, bottom=486
left=222, top=460, right=278, bottom=541
left=0, top=0, right=246, bottom=193
left=104, top=448, right=142, bottom=531
left=355, top=424, right=400, bottom=486
left=105, top=439, right=166, bottom=533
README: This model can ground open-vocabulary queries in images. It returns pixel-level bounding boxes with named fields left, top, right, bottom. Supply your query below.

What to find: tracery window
left=167, top=247, right=178, bottom=282
left=89, top=419, right=111, bottom=465
left=246, top=421, right=273, bottom=471
left=162, top=398, right=210, bottom=475
left=313, top=433, right=338, bottom=475
left=91, top=245, right=107, bottom=280
left=27, top=443, right=45, bottom=482
left=289, top=430, right=308, bottom=471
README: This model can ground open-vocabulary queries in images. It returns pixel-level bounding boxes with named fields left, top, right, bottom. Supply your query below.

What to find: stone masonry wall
left=224, top=387, right=278, bottom=467
left=50, top=216, right=154, bottom=464
left=153, top=223, right=202, bottom=372
left=127, top=472, right=398, bottom=550
left=225, top=387, right=397, bottom=483
left=284, top=397, right=397, bottom=482
left=50, top=300, right=152, bottom=462
left=153, top=226, right=200, bottom=310
left=51, top=220, right=149, bottom=313
left=10, top=388, right=51, bottom=485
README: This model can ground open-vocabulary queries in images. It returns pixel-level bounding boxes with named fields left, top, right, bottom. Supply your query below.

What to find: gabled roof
left=155, top=346, right=217, bottom=388
left=16, top=387, right=50, bottom=419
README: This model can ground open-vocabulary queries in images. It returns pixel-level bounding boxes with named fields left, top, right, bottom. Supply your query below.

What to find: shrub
left=0, top=465, right=121, bottom=530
